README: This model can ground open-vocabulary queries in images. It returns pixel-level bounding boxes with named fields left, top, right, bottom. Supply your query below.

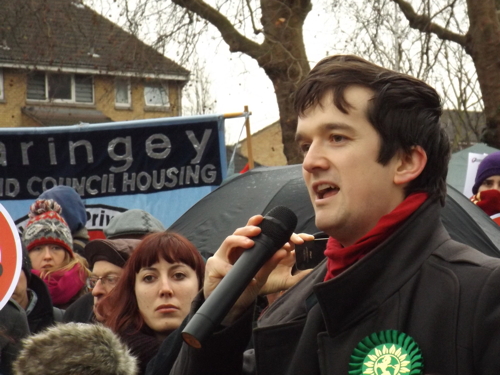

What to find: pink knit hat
left=22, top=199, right=74, bottom=257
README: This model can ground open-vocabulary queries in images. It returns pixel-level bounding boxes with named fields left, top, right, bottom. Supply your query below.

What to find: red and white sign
left=0, top=203, right=22, bottom=310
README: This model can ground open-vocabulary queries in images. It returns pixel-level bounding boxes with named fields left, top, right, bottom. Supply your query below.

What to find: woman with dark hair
left=98, top=231, right=205, bottom=375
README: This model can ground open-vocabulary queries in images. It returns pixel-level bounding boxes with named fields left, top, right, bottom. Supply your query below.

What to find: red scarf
left=324, top=192, right=428, bottom=281
left=470, top=189, right=500, bottom=217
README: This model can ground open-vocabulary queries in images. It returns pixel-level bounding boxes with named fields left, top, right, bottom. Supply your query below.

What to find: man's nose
left=302, top=142, right=328, bottom=172
left=91, top=279, right=106, bottom=297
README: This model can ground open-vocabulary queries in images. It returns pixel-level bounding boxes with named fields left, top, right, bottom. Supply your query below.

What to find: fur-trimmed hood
left=13, top=323, right=138, bottom=375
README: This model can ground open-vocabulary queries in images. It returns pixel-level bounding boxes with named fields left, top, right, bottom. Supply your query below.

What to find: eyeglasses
left=87, top=275, right=120, bottom=289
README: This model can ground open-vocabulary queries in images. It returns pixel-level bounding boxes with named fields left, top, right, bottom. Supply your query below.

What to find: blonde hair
left=40, top=251, right=91, bottom=281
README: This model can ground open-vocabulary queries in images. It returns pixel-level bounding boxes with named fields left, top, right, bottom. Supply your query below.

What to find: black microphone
left=181, top=206, right=298, bottom=348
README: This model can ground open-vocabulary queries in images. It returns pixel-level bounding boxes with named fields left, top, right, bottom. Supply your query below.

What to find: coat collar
left=313, top=199, right=450, bottom=337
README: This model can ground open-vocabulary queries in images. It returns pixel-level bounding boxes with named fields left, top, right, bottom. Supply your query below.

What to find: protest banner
left=0, top=114, right=228, bottom=236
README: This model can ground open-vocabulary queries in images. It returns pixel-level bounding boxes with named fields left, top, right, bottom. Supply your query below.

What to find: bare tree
left=182, top=57, right=217, bottom=115
left=331, top=0, right=484, bottom=151
left=94, top=0, right=500, bottom=159
left=383, top=0, right=500, bottom=147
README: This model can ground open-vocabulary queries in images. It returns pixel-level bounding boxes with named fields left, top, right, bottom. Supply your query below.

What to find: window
left=27, top=72, right=93, bottom=103
left=144, top=82, right=169, bottom=108
left=0, top=69, right=3, bottom=100
left=115, top=78, right=131, bottom=107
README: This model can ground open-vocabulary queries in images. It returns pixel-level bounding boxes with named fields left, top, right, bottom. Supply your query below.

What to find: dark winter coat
left=120, top=327, right=161, bottom=375
left=170, top=200, right=500, bottom=375
left=26, top=274, right=56, bottom=334
left=0, top=300, right=30, bottom=375
left=63, top=292, right=95, bottom=324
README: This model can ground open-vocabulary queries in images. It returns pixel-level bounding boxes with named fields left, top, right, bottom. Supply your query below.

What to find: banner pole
left=223, top=112, right=245, bottom=119
left=244, top=105, right=254, bottom=170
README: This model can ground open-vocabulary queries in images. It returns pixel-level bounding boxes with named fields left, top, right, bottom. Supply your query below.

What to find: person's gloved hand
left=471, top=189, right=500, bottom=216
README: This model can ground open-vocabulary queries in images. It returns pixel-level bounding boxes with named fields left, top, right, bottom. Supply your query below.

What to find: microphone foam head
left=260, top=206, right=298, bottom=249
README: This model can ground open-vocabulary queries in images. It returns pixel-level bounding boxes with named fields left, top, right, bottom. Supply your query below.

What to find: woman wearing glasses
left=97, top=231, right=205, bottom=375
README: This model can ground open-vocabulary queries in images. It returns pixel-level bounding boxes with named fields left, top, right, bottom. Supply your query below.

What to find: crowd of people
left=2, top=55, right=500, bottom=375
left=1, top=185, right=203, bottom=375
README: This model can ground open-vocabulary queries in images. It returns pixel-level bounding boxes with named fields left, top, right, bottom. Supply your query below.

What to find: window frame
left=27, top=72, right=94, bottom=104
left=0, top=69, right=4, bottom=101
left=144, top=81, right=170, bottom=109
left=115, top=77, right=131, bottom=108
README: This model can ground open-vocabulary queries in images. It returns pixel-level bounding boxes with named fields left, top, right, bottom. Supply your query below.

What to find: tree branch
left=390, top=0, right=467, bottom=47
left=171, top=0, right=264, bottom=59
left=245, top=0, right=262, bottom=35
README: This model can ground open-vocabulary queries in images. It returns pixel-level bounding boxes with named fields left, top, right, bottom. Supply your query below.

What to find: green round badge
left=349, top=330, right=424, bottom=375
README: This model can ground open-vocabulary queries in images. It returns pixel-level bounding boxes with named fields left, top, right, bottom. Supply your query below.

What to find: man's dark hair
left=294, top=54, right=450, bottom=205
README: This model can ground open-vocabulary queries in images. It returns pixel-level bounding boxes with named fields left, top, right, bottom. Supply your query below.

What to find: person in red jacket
left=470, top=151, right=500, bottom=224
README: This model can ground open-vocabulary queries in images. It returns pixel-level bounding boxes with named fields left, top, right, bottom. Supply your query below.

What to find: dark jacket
left=120, top=327, right=161, bottom=375
left=26, top=274, right=56, bottom=333
left=0, top=300, right=30, bottom=375
left=63, top=292, right=95, bottom=324
left=170, top=200, right=500, bottom=375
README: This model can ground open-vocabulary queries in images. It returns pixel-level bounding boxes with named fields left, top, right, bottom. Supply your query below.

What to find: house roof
left=0, top=0, right=189, bottom=80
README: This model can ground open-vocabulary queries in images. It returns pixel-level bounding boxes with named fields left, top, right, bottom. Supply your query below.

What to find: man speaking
left=170, top=55, right=500, bottom=375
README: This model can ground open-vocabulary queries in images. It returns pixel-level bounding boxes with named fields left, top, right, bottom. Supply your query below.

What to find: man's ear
left=394, top=146, right=427, bottom=185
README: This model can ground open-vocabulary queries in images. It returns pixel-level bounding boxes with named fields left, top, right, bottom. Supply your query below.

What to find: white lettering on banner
left=187, top=129, right=212, bottom=164
left=16, top=205, right=127, bottom=234
left=0, top=178, right=20, bottom=197
left=0, top=130, right=215, bottom=169
left=1, top=164, right=217, bottom=198
left=108, top=136, right=133, bottom=173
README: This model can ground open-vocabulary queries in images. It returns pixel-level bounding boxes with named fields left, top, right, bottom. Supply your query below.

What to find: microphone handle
left=182, top=234, right=277, bottom=348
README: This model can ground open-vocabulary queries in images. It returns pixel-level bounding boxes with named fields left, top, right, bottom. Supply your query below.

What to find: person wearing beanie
left=22, top=199, right=91, bottom=309
left=11, top=244, right=63, bottom=334
left=470, top=151, right=500, bottom=225
left=39, top=185, right=89, bottom=256
left=13, top=323, right=138, bottom=375
left=104, top=209, right=165, bottom=239
left=63, top=238, right=140, bottom=324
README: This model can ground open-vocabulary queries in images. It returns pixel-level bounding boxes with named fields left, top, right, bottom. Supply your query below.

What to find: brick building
left=0, top=0, right=189, bottom=128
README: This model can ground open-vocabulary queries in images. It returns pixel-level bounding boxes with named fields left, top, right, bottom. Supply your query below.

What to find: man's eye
left=331, top=135, right=345, bottom=143
left=299, top=144, right=310, bottom=154
left=106, top=276, right=119, bottom=285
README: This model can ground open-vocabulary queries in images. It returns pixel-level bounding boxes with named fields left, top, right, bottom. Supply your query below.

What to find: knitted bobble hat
left=472, top=151, right=500, bottom=194
left=22, top=199, right=74, bottom=257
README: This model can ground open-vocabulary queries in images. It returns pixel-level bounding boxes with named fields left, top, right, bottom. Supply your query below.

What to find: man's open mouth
left=316, top=183, right=339, bottom=199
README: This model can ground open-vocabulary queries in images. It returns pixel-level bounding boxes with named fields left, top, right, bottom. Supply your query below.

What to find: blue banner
left=0, top=115, right=227, bottom=229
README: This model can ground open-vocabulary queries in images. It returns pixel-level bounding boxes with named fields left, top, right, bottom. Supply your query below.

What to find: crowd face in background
left=11, top=272, right=29, bottom=309
left=478, top=175, right=500, bottom=193
left=29, top=244, right=67, bottom=271
left=135, top=257, right=199, bottom=340
left=90, top=260, right=124, bottom=320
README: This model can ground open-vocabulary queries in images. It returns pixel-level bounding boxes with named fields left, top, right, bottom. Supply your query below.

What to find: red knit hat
left=22, top=199, right=74, bottom=257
